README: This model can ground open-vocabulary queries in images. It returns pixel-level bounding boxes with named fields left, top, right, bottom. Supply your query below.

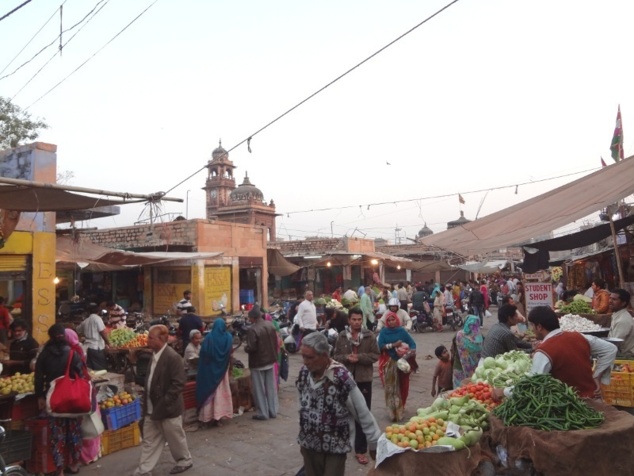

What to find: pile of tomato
left=449, top=382, right=498, bottom=410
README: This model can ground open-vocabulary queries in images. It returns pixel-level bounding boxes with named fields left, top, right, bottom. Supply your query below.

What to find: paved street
left=84, top=314, right=496, bottom=476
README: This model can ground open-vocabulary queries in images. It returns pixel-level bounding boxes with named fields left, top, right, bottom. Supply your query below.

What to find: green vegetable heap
left=492, top=374, right=604, bottom=431
left=109, top=328, right=136, bottom=347
left=559, top=300, right=594, bottom=315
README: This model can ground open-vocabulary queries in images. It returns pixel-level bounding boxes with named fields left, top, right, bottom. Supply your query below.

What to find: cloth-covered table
left=368, top=444, right=482, bottom=476
left=486, top=399, right=634, bottom=476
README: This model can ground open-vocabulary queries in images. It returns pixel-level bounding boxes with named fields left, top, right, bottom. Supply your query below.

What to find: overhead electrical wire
left=1, top=0, right=107, bottom=82
left=0, top=0, right=68, bottom=77
left=0, top=0, right=33, bottom=23
left=281, top=167, right=599, bottom=216
left=162, top=0, right=463, bottom=195
left=12, top=0, right=112, bottom=101
left=24, top=0, right=159, bottom=110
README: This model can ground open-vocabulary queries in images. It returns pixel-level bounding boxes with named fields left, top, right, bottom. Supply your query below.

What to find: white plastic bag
left=485, top=310, right=492, bottom=318
left=396, top=357, right=411, bottom=373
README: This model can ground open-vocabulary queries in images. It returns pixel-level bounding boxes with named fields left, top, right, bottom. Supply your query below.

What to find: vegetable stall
left=370, top=350, right=634, bottom=475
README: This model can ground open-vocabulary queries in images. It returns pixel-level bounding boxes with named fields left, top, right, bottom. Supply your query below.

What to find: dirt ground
left=82, top=312, right=497, bottom=476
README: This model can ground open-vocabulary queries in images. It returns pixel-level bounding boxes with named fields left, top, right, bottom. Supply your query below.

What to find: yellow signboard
left=204, top=267, right=231, bottom=314
left=153, top=283, right=191, bottom=315
left=32, top=232, right=55, bottom=344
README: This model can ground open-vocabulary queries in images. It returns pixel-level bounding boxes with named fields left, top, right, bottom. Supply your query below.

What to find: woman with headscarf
left=451, top=315, right=483, bottom=388
left=35, top=324, right=85, bottom=476
left=377, top=312, right=417, bottom=422
left=65, top=329, right=102, bottom=466
left=196, top=319, right=234, bottom=427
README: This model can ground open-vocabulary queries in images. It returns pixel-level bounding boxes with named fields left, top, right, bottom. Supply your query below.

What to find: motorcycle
left=230, top=313, right=251, bottom=349
left=410, top=309, right=435, bottom=333
left=444, top=307, right=464, bottom=331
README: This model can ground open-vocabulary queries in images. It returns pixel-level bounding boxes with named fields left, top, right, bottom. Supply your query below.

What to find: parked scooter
left=230, top=313, right=251, bottom=348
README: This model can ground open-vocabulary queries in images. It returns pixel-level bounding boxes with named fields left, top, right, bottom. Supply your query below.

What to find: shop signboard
left=204, top=266, right=232, bottom=314
left=154, top=283, right=191, bottom=315
left=525, top=282, right=554, bottom=313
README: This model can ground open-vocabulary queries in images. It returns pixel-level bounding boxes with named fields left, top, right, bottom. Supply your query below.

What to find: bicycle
left=0, top=423, right=30, bottom=476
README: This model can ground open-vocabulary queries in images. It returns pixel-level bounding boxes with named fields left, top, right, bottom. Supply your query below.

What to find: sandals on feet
left=355, top=454, right=369, bottom=465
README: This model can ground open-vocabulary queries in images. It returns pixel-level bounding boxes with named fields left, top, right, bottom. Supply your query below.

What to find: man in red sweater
left=529, top=306, right=616, bottom=397
left=494, top=306, right=617, bottom=400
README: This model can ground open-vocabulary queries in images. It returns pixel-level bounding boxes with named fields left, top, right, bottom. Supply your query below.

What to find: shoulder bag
left=46, top=349, right=93, bottom=417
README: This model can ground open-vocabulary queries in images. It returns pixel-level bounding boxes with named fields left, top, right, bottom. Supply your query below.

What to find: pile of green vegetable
left=231, top=367, right=244, bottom=379
left=558, top=300, right=594, bottom=315
left=109, top=328, right=136, bottom=347
left=492, top=374, right=604, bottom=431
left=472, top=350, right=532, bottom=387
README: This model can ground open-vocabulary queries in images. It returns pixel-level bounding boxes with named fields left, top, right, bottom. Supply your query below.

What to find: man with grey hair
left=245, top=306, right=279, bottom=420
left=297, top=332, right=381, bottom=476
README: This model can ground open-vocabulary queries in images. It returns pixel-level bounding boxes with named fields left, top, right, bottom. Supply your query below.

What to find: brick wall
left=80, top=219, right=267, bottom=258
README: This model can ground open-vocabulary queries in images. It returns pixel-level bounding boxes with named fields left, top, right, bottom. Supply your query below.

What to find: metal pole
left=186, top=190, right=191, bottom=218
left=0, top=176, right=183, bottom=202
left=609, top=214, right=626, bottom=286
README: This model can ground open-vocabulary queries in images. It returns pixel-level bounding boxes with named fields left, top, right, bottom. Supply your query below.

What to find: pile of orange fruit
left=385, top=417, right=447, bottom=450
left=119, top=333, right=148, bottom=348
left=99, top=391, right=137, bottom=410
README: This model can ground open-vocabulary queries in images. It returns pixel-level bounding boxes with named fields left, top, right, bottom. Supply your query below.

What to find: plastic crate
left=101, top=399, right=142, bottom=431
left=184, top=381, right=196, bottom=410
left=101, top=422, right=141, bottom=456
left=0, top=429, right=32, bottom=464
left=602, top=360, right=634, bottom=407
left=24, top=418, right=67, bottom=474
left=0, top=395, right=39, bottom=421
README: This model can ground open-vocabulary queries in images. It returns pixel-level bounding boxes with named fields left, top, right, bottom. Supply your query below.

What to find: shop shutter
left=0, top=255, right=28, bottom=271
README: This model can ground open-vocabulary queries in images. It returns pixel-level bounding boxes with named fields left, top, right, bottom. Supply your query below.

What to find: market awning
left=420, top=156, right=634, bottom=255
left=267, top=249, right=302, bottom=276
left=0, top=185, right=143, bottom=211
left=56, top=236, right=223, bottom=267
left=407, top=260, right=456, bottom=272
left=457, top=260, right=508, bottom=273
left=523, top=214, right=634, bottom=252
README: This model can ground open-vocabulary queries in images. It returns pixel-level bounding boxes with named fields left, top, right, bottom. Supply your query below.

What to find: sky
left=1, top=0, right=633, bottom=244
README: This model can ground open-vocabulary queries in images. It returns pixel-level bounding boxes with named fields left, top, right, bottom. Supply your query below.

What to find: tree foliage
left=0, top=97, right=49, bottom=150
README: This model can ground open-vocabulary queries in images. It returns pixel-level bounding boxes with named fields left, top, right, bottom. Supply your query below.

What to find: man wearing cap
left=77, top=302, right=110, bottom=370
left=245, top=306, right=279, bottom=420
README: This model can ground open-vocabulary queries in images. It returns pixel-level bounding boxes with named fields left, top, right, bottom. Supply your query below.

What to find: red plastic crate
left=0, top=395, right=39, bottom=421
left=184, top=381, right=196, bottom=410
left=25, top=418, right=68, bottom=474
left=101, top=399, right=142, bottom=430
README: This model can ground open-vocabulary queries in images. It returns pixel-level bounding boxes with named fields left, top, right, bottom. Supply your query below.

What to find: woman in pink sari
left=65, top=329, right=101, bottom=466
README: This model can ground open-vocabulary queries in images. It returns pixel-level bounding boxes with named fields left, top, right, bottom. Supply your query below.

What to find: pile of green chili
left=492, top=374, right=604, bottom=431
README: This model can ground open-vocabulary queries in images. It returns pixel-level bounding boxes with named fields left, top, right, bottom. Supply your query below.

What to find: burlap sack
left=487, top=400, right=634, bottom=476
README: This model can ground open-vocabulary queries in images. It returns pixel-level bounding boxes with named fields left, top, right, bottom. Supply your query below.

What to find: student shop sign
left=525, top=283, right=554, bottom=312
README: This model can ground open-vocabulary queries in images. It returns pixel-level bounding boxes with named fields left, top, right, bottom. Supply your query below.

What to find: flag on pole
left=610, top=105, right=624, bottom=162
left=458, top=194, right=465, bottom=204
left=601, top=157, right=607, bottom=167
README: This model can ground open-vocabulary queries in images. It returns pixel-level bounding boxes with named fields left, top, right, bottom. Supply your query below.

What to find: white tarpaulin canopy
left=420, top=156, right=634, bottom=256
left=458, top=260, right=508, bottom=273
